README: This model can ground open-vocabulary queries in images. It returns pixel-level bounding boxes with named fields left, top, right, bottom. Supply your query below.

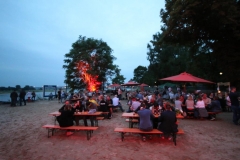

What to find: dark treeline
left=0, top=85, right=36, bottom=91
left=133, top=0, right=240, bottom=89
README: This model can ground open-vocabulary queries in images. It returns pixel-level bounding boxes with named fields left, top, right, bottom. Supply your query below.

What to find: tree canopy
left=111, top=66, right=126, bottom=84
left=133, top=65, right=148, bottom=83
left=131, top=0, right=240, bottom=88
left=63, top=36, right=117, bottom=91
left=158, top=0, right=240, bottom=85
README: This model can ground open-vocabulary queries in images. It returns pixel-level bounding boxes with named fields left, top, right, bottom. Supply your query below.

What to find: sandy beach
left=0, top=99, right=240, bottom=160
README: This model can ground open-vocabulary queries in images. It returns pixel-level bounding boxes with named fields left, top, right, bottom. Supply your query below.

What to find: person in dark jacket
left=10, top=90, right=18, bottom=107
left=57, top=100, right=75, bottom=135
left=19, top=89, right=26, bottom=106
left=209, top=96, right=222, bottom=120
left=229, top=86, right=240, bottom=125
left=158, top=102, right=178, bottom=140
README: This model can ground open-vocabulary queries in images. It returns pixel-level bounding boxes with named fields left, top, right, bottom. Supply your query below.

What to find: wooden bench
left=125, top=119, right=180, bottom=124
left=101, top=112, right=110, bottom=119
left=125, top=119, right=139, bottom=123
left=42, top=124, right=98, bottom=140
left=187, top=112, right=221, bottom=119
left=114, top=127, right=184, bottom=145
left=188, top=111, right=221, bottom=115
left=95, top=117, right=104, bottom=126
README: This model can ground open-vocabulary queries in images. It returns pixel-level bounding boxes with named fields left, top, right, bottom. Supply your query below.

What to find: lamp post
left=218, top=72, right=223, bottom=93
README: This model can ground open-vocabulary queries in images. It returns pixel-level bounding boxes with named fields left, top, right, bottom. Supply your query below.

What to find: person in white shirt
left=117, top=88, right=122, bottom=100
left=195, top=97, right=205, bottom=108
left=226, top=93, right=231, bottom=112
left=174, top=97, right=183, bottom=112
left=186, top=95, right=195, bottom=110
left=194, top=96, right=208, bottom=118
left=112, top=95, right=124, bottom=112
left=202, top=93, right=211, bottom=110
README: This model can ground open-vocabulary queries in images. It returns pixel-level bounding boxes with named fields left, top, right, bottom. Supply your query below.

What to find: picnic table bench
left=42, top=124, right=98, bottom=140
left=187, top=111, right=222, bottom=119
left=125, top=119, right=180, bottom=124
left=122, top=112, right=184, bottom=128
left=114, top=127, right=184, bottom=145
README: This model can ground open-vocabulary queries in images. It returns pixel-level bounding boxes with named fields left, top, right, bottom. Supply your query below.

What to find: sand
left=0, top=99, right=240, bottom=160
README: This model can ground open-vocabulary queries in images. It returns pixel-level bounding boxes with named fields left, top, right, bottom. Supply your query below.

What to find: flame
left=77, top=55, right=101, bottom=92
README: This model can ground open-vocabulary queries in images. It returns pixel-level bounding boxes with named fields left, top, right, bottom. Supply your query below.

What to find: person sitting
left=186, top=95, right=194, bottom=116
left=84, top=96, right=99, bottom=126
left=112, top=95, right=124, bottom=112
left=209, top=96, right=222, bottom=120
left=150, top=102, right=161, bottom=129
left=57, top=100, right=76, bottom=136
left=68, top=93, right=74, bottom=99
left=158, top=102, right=178, bottom=140
left=98, top=95, right=107, bottom=111
left=174, top=96, right=183, bottom=113
left=194, top=96, right=208, bottom=118
left=179, top=95, right=187, bottom=114
left=137, top=103, right=154, bottom=141
left=202, top=93, right=211, bottom=111
left=73, top=100, right=83, bottom=125
left=128, top=97, right=141, bottom=112
left=98, top=95, right=109, bottom=118
left=106, top=95, right=113, bottom=118
left=48, top=92, right=53, bottom=100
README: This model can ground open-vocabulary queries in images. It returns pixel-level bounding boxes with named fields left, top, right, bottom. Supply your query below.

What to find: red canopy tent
left=121, top=81, right=140, bottom=86
left=159, top=72, right=215, bottom=83
left=159, top=72, right=215, bottom=92
left=140, top=83, right=149, bottom=87
left=108, top=83, right=120, bottom=88
left=121, top=81, right=140, bottom=91
left=139, top=83, right=149, bottom=91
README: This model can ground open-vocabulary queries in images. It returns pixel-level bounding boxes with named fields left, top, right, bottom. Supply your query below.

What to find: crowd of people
left=9, top=86, right=239, bottom=137
left=55, top=90, right=127, bottom=135
left=55, top=86, right=239, bottom=137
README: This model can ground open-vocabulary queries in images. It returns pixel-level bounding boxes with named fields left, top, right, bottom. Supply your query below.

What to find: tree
left=159, top=0, right=240, bottom=85
left=63, top=36, right=117, bottom=91
left=23, top=85, right=35, bottom=90
left=15, top=85, right=21, bottom=90
left=133, top=66, right=148, bottom=83
left=111, top=66, right=126, bottom=84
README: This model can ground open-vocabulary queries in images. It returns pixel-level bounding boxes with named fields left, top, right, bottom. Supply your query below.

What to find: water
left=0, top=92, right=56, bottom=102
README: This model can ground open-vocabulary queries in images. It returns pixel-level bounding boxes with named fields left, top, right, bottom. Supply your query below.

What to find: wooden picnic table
left=49, top=111, right=103, bottom=126
left=122, top=112, right=184, bottom=128
left=49, top=111, right=103, bottom=116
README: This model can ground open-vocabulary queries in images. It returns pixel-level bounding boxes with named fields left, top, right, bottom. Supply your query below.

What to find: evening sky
left=0, top=0, right=165, bottom=87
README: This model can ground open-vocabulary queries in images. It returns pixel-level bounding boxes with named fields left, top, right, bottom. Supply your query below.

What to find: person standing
left=57, top=89, right=61, bottom=103
left=10, top=90, right=18, bottom=107
left=19, top=89, right=26, bottom=106
left=31, top=91, right=36, bottom=101
left=106, top=95, right=113, bottom=118
left=229, top=86, right=240, bottom=125
left=117, top=88, right=122, bottom=100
